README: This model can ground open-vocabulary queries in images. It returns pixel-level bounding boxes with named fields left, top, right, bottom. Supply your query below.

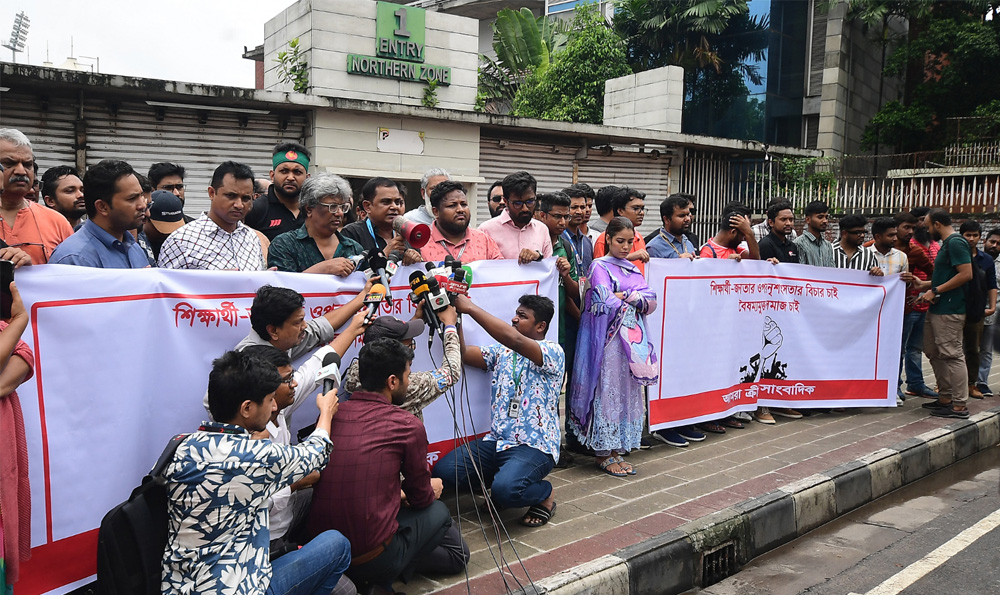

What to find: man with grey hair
left=268, top=172, right=366, bottom=274
left=0, top=128, right=73, bottom=264
left=403, top=167, right=450, bottom=225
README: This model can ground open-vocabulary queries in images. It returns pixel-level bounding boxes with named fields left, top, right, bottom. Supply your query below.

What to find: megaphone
left=392, top=215, right=431, bottom=249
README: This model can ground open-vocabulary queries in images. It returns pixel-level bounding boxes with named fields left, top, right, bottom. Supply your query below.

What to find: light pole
left=2, top=11, right=29, bottom=63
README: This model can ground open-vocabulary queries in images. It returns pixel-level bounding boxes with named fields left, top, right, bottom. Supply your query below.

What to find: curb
left=535, top=408, right=1000, bottom=595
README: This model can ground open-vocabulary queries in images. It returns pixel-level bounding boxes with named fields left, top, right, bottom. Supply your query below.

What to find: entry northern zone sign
left=347, top=1, right=452, bottom=85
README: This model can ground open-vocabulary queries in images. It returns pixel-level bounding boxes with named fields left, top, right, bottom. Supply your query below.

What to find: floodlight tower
left=2, top=11, right=29, bottom=63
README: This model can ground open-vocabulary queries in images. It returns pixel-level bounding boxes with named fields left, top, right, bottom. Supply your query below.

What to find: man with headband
left=246, top=142, right=311, bottom=240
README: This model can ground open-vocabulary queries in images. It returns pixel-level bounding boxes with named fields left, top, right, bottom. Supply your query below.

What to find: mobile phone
left=0, top=260, right=13, bottom=320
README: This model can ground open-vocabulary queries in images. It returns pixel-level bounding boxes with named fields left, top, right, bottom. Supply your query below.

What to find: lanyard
left=507, top=353, right=528, bottom=419
left=439, top=239, right=467, bottom=261
left=198, top=423, right=244, bottom=434
left=659, top=230, right=687, bottom=257
left=365, top=219, right=384, bottom=247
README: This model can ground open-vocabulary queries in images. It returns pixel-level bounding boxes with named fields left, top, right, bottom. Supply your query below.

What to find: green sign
left=347, top=1, right=451, bottom=86
left=376, top=1, right=425, bottom=62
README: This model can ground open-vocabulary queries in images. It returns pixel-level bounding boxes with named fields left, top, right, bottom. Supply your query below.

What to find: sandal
left=597, top=455, right=629, bottom=477
left=618, top=460, right=638, bottom=475
left=520, top=501, right=556, bottom=527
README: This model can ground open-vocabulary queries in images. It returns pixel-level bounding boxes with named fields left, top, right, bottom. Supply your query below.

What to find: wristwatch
left=931, top=286, right=938, bottom=296
left=533, top=250, right=543, bottom=262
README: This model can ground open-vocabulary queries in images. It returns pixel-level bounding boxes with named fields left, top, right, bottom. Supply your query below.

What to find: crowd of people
left=0, top=124, right=996, bottom=594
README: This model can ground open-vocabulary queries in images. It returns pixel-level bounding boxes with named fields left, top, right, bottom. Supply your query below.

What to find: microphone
left=392, top=215, right=431, bottom=249
left=366, top=248, right=393, bottom=293
left=317, top=352, right=342, bottom=395
left=363, top=283, right=388, bottom=324
left=409, top=270, right=443, bottom=335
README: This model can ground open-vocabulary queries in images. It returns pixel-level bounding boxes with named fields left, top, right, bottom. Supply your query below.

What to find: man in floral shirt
left=433, top=294, right=564, bottom=527
left=161, top=351, right=350, bottom=594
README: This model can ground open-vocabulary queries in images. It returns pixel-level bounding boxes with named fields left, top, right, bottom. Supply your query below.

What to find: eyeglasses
left=280, top=373, right=296, bottom=386
left=544, top=212, right=570, bottom=222
left=847, top=229, right=866, bottom=236
left=317, top=201, right=351, bottom=214
left=510, top=198, right=536, bottom=209
left=490, top=195, right=504, bottom=204
left=627, top=205, right=647, bottom=213
left=158, top=184, right=184, bottom=192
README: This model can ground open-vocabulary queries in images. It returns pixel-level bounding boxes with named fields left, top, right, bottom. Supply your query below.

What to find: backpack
left=96, top=433, right=188, bottom=595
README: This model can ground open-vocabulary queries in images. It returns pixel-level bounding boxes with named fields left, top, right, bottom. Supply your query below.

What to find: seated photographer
left=306, top=339, right=464, bottom=593
left=432, top=294, right=563, bottom=527
left=162, top=351, right=349, bottom=594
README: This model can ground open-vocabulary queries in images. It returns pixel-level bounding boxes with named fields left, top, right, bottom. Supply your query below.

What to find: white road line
left=867, top=506, right=1000, bottom=595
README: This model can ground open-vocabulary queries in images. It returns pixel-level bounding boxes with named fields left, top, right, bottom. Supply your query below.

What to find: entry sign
left=347, top=2, right=452, bottom=86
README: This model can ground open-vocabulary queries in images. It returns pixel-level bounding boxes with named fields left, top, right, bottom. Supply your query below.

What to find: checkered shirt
left=158, top=215, right=265, bottom=270
left=872, top=245, right=909, bottom=276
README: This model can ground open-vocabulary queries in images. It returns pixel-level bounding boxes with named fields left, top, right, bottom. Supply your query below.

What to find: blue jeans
left=901, top=311, right=927, bottom=391
left=978, top=320, right=996, bottom=385
left=433, top=439, right=555, bottom=509
left=267, top=530, right=351, bottom=595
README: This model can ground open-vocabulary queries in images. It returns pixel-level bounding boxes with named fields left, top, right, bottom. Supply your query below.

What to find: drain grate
left=701, top=541, right=737, bottom=587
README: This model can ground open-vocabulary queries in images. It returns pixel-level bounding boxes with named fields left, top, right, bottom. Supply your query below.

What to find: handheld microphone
left=408, top=270, right=443, bottom=335
left=392, top=216, right=431, bottom=249
left=363, top=283, right=388, bottom=324
left=317, top=352, right=342, bottom=395
left=366, top=248, right=393, bottom=293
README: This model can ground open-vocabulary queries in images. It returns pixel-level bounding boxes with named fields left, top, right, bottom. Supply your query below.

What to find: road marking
left=867, top=506, right=1000, bottom=595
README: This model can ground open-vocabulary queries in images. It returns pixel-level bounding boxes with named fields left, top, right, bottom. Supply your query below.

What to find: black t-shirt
left=244, top=186, right=304, bottom=241
left=758, top=231, right=800, bottom=263
left=340, top=219, right=388, bottom=253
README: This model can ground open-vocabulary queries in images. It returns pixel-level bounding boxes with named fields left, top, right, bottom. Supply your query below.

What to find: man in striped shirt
left=832, top=214, right=883, bottom=275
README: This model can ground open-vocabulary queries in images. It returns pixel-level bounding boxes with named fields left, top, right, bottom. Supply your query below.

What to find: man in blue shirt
left=49, top=160, right=150, bottom=268
left=647, top=195, right=697, bottom=259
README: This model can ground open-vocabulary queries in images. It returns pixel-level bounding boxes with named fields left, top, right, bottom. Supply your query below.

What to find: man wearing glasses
left=593, top=186, right=650, bottom=276
left=420, top=180, right=502, bottom=263
left=833, top=214, right=883, bottom=275
left=486, top=179, right=505, bottom=219
left=268, top=173, right=365, bottom=274
left=148, top=162, right=194, bottom=224
left=0, top=128, right=74, bottom=265
left=478, top=170, right=553, bottom=264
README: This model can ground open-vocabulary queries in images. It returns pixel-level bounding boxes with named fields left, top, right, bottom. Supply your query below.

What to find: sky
left=1, top=0, right=297, bottom=88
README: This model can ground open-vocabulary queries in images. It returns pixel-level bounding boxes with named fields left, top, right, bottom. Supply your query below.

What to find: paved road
left=702, top=445, right=1000, bottom=595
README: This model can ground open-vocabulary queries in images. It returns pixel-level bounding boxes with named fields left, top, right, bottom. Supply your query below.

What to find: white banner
left=13, top=260, right=558, bottom=594
left=645, top=258, right=905, bottom=430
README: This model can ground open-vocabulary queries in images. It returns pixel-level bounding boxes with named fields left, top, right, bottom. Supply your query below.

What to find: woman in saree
left=569, top=216, right=659, bottom=477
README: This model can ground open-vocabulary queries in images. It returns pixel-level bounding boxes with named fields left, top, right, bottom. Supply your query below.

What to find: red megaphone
left=392, top=216, right=431, bottom=249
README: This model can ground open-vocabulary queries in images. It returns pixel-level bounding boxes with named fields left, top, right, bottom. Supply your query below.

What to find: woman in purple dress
left=569, top=217, right=658, bottom=477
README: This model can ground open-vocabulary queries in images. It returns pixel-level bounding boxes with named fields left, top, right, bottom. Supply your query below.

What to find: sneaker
left=922, top=399, right=951, bottom=409
left=639, top=435, right=656, bottom=449
left=771, top=407, right=803, bottom=419
left=930, top=405, right=969, bottom=419
left=906, top=386, right=939, bottom=399
left=754, top=407, right=776, bottom=424
left=676, top=426, right=707, bottom=442
left=733, top=411, right=753, bottom=422
left=977, top=382, right=994, bottom=397
left=969, top=385, right=985, bottom=400
left=651, top=430, right=689, bottom=448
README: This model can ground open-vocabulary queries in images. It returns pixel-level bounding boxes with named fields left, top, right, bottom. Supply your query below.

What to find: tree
left=860, top=1, right=1000, bottom=151
left=511, top=5, right=631, bottom=124
left=477, top=8, right=569, bottom=113
left=613, top=0, right=768, bottom=138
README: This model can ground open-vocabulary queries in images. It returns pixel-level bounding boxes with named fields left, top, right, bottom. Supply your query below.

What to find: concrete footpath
left=398, top=368, right=1000, bottom=595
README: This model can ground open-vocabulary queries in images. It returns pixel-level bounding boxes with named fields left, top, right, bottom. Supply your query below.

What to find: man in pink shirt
left=478, top=171, right=553, bottom=264
left=421, top=180, right=503, bottom=263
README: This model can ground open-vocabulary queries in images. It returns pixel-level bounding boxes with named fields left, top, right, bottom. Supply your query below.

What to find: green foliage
left=614, top=0, right=768, bottom=138
left=511, top=5, right=631, bottom=124
left=422, top=79, right=440, bottom=108
left=777, top=157, right=837, bottom=189
left=478, top=8, right=569, bottom=113
left=275, top=38, right=309, bottom=94
left=863, top=1, right=1000, bottom=151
